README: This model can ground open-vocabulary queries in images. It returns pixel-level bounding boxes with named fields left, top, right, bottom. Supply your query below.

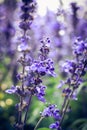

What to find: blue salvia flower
left=28, top=58, right=56, bottom=77
left=6, top=0, right=37, bottom=129
left=5, top=0, right=56, bottom=129
left=59, top=38, right=87, bottom=91
left=57, top=38, right=87, bottom=128
left=24, top=38, right=56, bottom=103
left=40, top=104, right=61, bottom=130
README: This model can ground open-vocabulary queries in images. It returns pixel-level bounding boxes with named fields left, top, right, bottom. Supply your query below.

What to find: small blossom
left=19, top=21, right=31, bottom=30
left=5, top=85, right=17, bottom=94
left=41, top=104, right=61, bottom=123
left=53, top=109, right=60, bottom=120
left=46, top=59, right=56, bottom=77
left=17, top=43, right=30, bottom=52
left=29, top=58, right=56, bottom=77
left=49, top=121, right=60, bottom=129
left=57, top=80, right=65, bottom=88
left=74, top=38, right=87, bottom=55
left=62, top=60, right=76, bottom=74
left=41, top=107, right=52, bottom=117
left=35, top=85, right=47, bottom=102
left=62, top=88, right=71, bottom=97
left=21, top=5, right=30, bottom=12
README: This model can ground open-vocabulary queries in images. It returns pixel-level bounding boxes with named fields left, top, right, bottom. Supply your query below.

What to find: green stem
left=34, top=117, right=44, bottom=130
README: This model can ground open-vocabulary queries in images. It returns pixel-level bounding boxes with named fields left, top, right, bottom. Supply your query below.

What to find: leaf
left=82, top=125, right=87, bottom=130
left=37, top=128, right=50, bottom=130
left=71, top=118, right=87, bottom=127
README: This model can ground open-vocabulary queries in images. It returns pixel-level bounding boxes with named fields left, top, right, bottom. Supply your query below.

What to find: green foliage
left=70, top=118, right=87, bottom=130
left=37, top=128, right=50, bottom=130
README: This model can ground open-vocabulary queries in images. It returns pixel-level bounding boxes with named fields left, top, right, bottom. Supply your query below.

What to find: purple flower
left=45, top=59, right=56, bottom=77
left=53, top=109, right=60, bottom=120
left=41, top=107, right=52, bottom=117
left=5, top=85, right=17, bottom=94
left=41, top=107, right=62, bottom=129
left=19, top=21, right=31, bottom=30
left=57, top=81, right=65, bottom=88
left=17, top=43, right=29, bottom=52
left=20, top=0, right=36, bottom=31
left=35, top=85, right=47, bottom=102
left=21, top=5, right=30, bottom=12
left=41, top=104, right=55, bottom=117
left=29, top=58, right=56, bottom=77
left=57, top=38, right=87, bottom=126
left=40, top=104, right=61, bottom=129
left=74, top=38, right=87, bottom=56
left=62, top=60, right=76, bottom=74
left=49, top=121, right=60, bottom=129
left=41, top=104, right=60, bottom=120
left=30, top=61, right=46, bottom=76
left=62, top=88, right=71, bottom=97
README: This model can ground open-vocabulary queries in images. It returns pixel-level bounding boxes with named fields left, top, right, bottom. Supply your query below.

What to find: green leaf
left=37, top=128, right=50, bottom=130
left=71, top=118, right=87, bottom=128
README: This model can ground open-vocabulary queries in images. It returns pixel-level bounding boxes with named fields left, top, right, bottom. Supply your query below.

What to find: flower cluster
left=41, top=104, right=61, bottom=130
left=24, top=38, right=56, bottom=102
left=62, top=37, right=87, bottom=90
left=20, top=38, right=56, bottom=102
left=5, top=0, right=56, bottom=128
left=4, top=0, right=87, bottom=130
left=58, top=38, right=87, bottom=93
left=28, top=58, right=56, bottom=77
left=6, top=0, right=38, bottom=129
left=6, top=40, right=56, bottom=129
left=57, top=37, right=87, bottom=128
left=19, top=0, right=36, bottom=31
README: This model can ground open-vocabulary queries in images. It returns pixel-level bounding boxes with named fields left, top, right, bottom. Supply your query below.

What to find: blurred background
left=0, top=0, right=87, bottom=130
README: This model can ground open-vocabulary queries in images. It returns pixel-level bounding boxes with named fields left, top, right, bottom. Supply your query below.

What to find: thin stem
left=60, top=84, right=71, bottom=116
left=22, top=52, right=26, bottom=92
left=59, top=0, right=63, bottom=6
left=60, top=97, right=70, bottom=125
left=17, top=53, right=26, bottom=130
left=23, top=94, right=32, bottom=125
left=60, top=96, right=67, bottom=115
left=34, top=117, right=44, bottom=130
left=59, top=89, right=74, bottom=125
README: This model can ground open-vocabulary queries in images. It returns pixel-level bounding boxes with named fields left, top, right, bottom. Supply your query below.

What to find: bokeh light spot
left=6, top=99, right=13, bottom=106
left=0, top=101, right=6, bottom=107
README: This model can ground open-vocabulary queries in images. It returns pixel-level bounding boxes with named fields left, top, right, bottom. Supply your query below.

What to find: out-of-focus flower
left=5, top=85, right=17, bottom=94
